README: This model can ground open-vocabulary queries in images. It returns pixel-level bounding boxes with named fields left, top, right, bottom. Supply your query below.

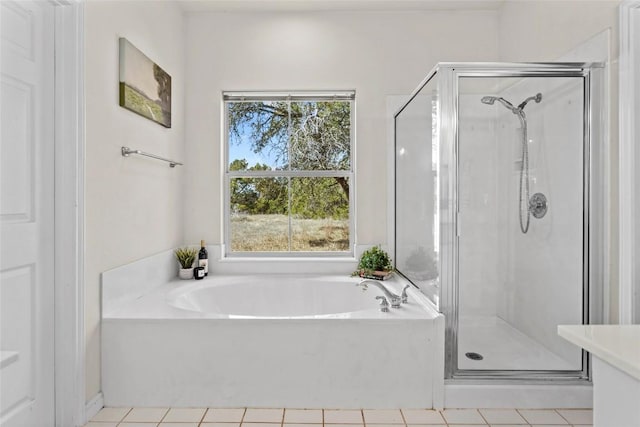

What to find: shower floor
left=457, top=316, right=577, bottom=371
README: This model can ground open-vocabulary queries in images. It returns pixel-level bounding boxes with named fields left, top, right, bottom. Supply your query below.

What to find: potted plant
left=175, top=247, right=197, bottom=280
left=354, top=245, right=394, bottom=280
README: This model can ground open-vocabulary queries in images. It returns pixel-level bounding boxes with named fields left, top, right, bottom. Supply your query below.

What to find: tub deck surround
left=101, top=255, right=444, bottom=408
left=101, top=244, right=375, bottom=315
left=106, top=274, right=436, bottom=320
left=102, top=249, right=178, bottom=317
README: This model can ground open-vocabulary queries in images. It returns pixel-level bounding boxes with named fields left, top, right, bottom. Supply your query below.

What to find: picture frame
left=118, top=38, right=172, bottom=128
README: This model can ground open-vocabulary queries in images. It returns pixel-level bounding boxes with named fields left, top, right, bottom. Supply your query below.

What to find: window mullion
left=287, top=99, right=292, bottom=252
left=287, top=177, right=292, bottom=252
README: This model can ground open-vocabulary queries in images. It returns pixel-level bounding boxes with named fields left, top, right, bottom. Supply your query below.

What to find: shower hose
left=519, top=123, right=530, bottom=234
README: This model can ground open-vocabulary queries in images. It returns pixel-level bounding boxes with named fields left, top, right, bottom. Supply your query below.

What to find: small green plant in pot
left=175, top=247, right=197, bottom=280
left=354, top=245, right=394, bottom=280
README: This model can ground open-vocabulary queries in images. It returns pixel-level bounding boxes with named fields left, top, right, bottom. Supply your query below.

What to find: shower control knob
left=529, top=193, right=548, bottom=219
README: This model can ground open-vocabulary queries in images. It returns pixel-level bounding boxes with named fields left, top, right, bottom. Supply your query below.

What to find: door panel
left=1, top=76, right=34, bottom=223
left=0, top=1, right=55, bottom=425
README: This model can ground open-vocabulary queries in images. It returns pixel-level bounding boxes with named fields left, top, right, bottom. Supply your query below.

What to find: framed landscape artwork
left=119, top=38, right=172, bottom=128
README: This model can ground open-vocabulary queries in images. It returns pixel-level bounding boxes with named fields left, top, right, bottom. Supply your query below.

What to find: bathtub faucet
left=375, top=296, right=390, bottom=312
left=358, top=280, right=401, bottom=308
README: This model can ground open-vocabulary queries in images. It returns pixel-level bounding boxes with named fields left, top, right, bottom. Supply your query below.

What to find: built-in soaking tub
left=167, top=276, right=420, bottom=319
left=101, top=257, right=444, bottom=408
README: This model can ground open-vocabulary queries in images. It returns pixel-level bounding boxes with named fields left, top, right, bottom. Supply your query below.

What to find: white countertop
left=558, top=325, right=640, bottom=380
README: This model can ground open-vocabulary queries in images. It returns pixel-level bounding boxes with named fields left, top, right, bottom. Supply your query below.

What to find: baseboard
left=85, top=392, right=104, bottom=423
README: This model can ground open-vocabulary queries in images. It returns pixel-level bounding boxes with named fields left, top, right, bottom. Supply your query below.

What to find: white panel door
left=0, top=1, right=55, bottom=426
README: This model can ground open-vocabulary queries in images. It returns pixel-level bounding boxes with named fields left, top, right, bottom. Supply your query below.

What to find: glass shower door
left=455, top=75, right=586, bottom=373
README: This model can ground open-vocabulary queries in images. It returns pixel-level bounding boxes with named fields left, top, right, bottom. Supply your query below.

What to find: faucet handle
left=401, top=285, right=410, bottom=304
left=375, top=296, right=390, bottom=312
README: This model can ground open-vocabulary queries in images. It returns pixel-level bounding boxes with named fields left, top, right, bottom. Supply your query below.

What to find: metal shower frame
left=394, top=62, right=606, bottom=382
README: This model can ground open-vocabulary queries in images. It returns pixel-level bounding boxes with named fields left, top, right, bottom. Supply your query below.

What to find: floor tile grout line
left=121, top=407, right=134, bottom=423
left=515, top=408, right=527, bottom=424
left=399, top=409, right=407, bottom=425
left=475, top=407, right=489, bottom=425
left=91, top=407, right=133, bottom=424
left=554, top=408, right=572, bottom=425
left=158, top=407, right=170, bottom=424
left=197, top=406, right=209, bottom=425
left=197, top=408, right=206, bottom=427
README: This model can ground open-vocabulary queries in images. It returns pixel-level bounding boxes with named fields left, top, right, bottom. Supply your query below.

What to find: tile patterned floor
left=85, top=408, right=593, bottom=427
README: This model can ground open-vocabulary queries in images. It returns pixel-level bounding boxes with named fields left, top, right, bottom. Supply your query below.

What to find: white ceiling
left=178, top=0, right=506, bottom=13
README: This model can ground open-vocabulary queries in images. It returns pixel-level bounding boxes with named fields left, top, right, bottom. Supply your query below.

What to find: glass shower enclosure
left=394, top=63, right=604, bottom=380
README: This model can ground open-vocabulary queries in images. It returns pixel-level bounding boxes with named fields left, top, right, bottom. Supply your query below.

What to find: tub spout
left=358, top=279, right=401, bottom=308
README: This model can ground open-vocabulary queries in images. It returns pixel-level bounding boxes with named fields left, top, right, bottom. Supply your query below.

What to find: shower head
left=481, top=96, right=518, bottom=114
left=481, top=96, right=497, bottom=105
left=518, top=93, right=543, bottom=110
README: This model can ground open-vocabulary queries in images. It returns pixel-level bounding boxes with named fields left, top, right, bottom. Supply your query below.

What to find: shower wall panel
left=457, top=96, right=500, bottom=318
left=496, top=77, right=584, bottom=367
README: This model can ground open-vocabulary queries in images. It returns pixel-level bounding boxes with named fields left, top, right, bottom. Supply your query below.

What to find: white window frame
left=222, top=91, right=356, bottom=257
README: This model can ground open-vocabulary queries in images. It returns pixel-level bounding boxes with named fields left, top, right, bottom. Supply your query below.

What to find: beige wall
left=497, top=0, right=621, bottom=322
left=84, top=0, right=185, bottom=400
left=182, top=10, right=500, bottom=247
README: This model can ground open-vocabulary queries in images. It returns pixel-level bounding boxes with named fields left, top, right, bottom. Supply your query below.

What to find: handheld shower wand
left=480, top=92, right=544, bottom=234
left=481, top=96, right=518, bottom=115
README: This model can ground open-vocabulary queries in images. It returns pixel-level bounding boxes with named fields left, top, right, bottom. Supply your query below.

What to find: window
left=224, top=91, right=355, bottom=255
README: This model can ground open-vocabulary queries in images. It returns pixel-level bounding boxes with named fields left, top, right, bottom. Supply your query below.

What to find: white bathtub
left=167, top=275, right=418, bottom=319
left=102, top=269, right=444, bottom=408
